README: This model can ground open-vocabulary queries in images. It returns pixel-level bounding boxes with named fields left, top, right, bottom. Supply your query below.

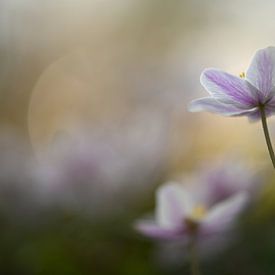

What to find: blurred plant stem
left=259, top=104, right=275, bottom=169
left=189, top=236, right=201, bottom=275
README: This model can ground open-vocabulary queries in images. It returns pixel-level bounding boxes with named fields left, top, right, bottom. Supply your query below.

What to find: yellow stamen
left=190, top=205, right=207, bottom=221
left=239, top=72, right=245, bottom=78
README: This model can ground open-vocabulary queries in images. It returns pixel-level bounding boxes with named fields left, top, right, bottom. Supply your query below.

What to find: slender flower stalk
left=189, top=46, right=275, bottom=168
left=189, top=236, right=201, bottom=275
left=259, top=104, right=275, bottom=168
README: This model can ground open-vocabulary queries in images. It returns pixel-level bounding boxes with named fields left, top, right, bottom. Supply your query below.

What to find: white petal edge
left=189, top=97, right=258, bottom=117
left=246, top=46, right=275, bottom=99
left=156, top=182, right=194, bottom=228
left=134, top=220, right=185, bottom=240
left=200, top=192, right=248, bottom=235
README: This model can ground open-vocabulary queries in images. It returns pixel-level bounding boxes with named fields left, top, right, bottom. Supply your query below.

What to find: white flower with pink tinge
left=189, top=47, right=275, bottom=168
left=189, top=47, right=275, bottom=120
left=135, top=182, right=248, bottom=245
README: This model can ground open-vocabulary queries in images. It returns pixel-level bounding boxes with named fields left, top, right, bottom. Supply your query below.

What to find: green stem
left=259, top=105, right=275, bottom=169
left=189, top=237, right=201, bottom=275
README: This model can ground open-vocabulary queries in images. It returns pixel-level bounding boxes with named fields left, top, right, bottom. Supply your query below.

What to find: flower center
left=239, top=72, right=245, bottom=78
left=184, top=204, right=207, bottom=234
left=190, top=204, right=207, bottom=221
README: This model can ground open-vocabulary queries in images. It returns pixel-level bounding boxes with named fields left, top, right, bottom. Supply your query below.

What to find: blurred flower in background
left=135, top=182, right=248, bottom=245
left=135, top=157, right=259, bottom=262
left=35, top=111, right=170, bottom=218
left=190, top=157, right=262, bottom=206
left=143, top=158, right=264, bottom=272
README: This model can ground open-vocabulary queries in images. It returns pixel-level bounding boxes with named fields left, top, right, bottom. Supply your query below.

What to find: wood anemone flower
left=189, top=47, right=275, bottom=168
left=135, top=182, right=248, bottom=275
left=135, top=182, right=247, bottom=244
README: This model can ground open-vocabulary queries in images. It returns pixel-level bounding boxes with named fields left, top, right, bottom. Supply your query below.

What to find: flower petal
left=246, top=109, right=262, bottom=122
left=246, top=47, right=275, bottom=100
left=134, top=220, right=186, bottom=240
left=189, top=97, right=258, bottom=117
left=200, top=192, right=248, bottom=236
left=201, top=69, right=258, bottom=107
left=156, top=183, right=193, bottom=228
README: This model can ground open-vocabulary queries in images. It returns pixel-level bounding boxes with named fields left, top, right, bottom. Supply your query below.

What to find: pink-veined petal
left=189, top=97, right=258, bottom=117
left=246, top=47, right=275, bottom=100
left=201, top=69, right=259, bottom=107
left=156, top=183, right=194, bottom=228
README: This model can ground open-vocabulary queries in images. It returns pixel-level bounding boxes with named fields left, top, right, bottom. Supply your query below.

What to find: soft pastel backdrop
left=0, top=1, right=275, bottom=274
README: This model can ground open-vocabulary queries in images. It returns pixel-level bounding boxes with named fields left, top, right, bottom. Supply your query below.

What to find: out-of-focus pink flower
left=35, top=113, right=169, bottom=217
left=190, top=158, right=260, bottom=206
left=135, top=182, right=248, bottom=245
